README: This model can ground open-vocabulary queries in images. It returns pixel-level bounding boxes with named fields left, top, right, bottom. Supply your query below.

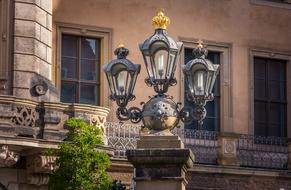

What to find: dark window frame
left=61, top=34, right=101, bottom=105
left=254, top=56, right=287, bottom=137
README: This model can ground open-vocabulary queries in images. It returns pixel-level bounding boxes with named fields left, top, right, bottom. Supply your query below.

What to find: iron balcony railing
left=238, top=134, right=288, bottom=169
left=104, top=122, right=289, bottom=169
left=172, top=128, right=218, bottom=164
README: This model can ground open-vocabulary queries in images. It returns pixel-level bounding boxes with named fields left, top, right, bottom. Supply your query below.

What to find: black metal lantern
left=139, top=10, right=183, bottom=94
left=104, top=45, right=141, bottom=108
left=182, top=41, right=219, bottom=127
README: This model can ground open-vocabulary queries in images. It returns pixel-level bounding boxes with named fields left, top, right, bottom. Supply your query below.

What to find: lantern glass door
left=193, top=70, right=207, bottom=96
left=116, top=70, right=128, bottom=96
left=154, top=49, right=168, bottom=79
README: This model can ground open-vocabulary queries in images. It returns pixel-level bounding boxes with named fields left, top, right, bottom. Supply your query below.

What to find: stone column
left=127, top=135, right=194, bottom=190
left=13, top=0, right=58, bottom=102
left=217, top=133, right=240, bottom=166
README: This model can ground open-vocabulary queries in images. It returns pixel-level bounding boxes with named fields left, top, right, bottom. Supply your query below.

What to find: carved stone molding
left=0, top=145, right=19, bottom=167
left=11, top=106, right=39, bottom=128
left=27, top=173, right=50, bottom=186
left=218, top=133, right=239, bottom=166
left=27, top=155, right=57, bottom=174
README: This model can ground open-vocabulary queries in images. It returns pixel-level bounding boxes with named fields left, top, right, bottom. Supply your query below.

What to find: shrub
left=48, top=118, right=111, bottom=190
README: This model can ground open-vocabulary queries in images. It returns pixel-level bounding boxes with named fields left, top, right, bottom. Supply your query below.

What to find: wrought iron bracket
left=178, top=93, right=214, bottom=128
left=116, top=106, right=142, bottom=124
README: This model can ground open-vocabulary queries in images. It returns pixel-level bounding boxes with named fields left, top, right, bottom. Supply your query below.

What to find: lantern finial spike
left=118, top=40, right=125, bottom=48
left=152, top=8, right=170, bottom=30
left=197, top=40, right=204, bottom=48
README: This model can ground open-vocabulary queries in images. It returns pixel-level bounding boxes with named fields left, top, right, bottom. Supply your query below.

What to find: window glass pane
left=268, top=124, right=281, bottom=137
left=254, top=123, right=266, bottom=137
left=268, top=81, right=284, bottom=100
left=81, top=59, right=98, bottom=81
left=62, top=35, right=77, bottom=57
left=61, top=57, right=77, bottom=79
left=254, top=79, right=266, bottom=99
left=61, top=81, right=77, bottom=103
left=80, top=84, right=98, bottom=105
left=254, top=57, right=266, bottom=79
left=254, top=102, right=267, bottom=123
left=81, top=38, right=96, bottom=59
left=269, top=103, right=282, bottom=124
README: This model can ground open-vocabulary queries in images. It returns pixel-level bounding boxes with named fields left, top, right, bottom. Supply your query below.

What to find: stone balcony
left=0, top=95, right=109, bottom=141
left=0, top=95, right=120, bottom=187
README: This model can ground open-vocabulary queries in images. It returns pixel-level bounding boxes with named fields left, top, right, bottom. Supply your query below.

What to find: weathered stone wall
left=13, top=0, right=57, bottom=102
left=187, top=166, right=291, bottom=190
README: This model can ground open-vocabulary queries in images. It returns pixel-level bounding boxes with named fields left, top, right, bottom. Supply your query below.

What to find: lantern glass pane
left=154, top=49, right=168, bottom=79
left=116, top=70, right=128, bottom=96
left=144, top=55, right=154, bottom=78
left=167, top=51, right=177, bottom=79
left=209, top=70, right=218, bottom=94
left=206, top=70, right=214, bottom=95
left=129, top=71, right=138, bottom=95
left=106, top=72, right=114, bottom=94
left=193, top=69, right=207, bottom=96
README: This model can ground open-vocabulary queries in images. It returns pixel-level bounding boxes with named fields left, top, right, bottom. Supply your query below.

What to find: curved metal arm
left=116, top=106, right=142, bottom=124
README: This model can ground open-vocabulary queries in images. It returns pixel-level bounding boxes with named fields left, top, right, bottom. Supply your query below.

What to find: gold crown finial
left=118, top=40, right=125, bottom=48
left=197, top=40, right=204, bottom=48
left=152, top=8, right=170, bottom=30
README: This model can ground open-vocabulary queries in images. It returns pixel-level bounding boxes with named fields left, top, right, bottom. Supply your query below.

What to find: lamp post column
left=127, top=135, right=194, bottom=190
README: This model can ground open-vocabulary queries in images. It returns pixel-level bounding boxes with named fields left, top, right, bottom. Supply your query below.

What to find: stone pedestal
left=217, top=133, right=240, bottom=166
left=127, top=135, right=194, bottom=190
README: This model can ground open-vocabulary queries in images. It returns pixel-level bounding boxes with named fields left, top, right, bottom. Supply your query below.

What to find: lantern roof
left=183, top=40, right=219, bottom=73
left=103, top=45, right=141, bottom=74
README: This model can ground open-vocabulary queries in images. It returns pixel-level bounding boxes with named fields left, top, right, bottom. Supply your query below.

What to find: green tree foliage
left=48, top=118, right=112, bottom=190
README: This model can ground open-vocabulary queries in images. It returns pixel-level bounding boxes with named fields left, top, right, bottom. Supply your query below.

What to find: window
left=264, top=0, right=291, bottom=3
left=184, top=48, right=220, bottom=131
left=61, top=34, right=101, bottom=105
left=254, top=57, right=287, bottom=137
left=251, top=0, right=291, bottom=9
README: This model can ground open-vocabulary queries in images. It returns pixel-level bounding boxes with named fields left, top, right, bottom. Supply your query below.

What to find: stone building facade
left=0, top=0, right=291, bottom=189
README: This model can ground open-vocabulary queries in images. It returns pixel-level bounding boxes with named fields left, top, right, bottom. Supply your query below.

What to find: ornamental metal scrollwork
left=11, top=106, right=39, bottom=127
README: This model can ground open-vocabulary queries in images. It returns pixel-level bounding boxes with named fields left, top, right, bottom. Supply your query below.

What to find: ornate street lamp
left=104, top=10, right=219, bottom=134
left=103, top=45, right=142, bottom=123
left=139, top=9, right=183, bottom=94
left=182, top=41, right=219, bottom=127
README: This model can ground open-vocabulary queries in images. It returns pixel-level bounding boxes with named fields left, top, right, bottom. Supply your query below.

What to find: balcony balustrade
left=105, top=122, right=289, bottom=170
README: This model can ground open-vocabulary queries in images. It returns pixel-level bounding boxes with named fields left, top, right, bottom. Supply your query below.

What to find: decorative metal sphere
left=142, top=95, right=179, bottom=131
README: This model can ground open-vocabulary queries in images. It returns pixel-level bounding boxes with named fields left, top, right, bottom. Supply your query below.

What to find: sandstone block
left=40, top=26, right=51, bottom=47
left=46, top=46, right=52, bottom=64
left=15, top=20, right=40, bottom=40
left=35, top=40, right=47, bottom=61
left=40, top=0, right=52, bottom=14
left=14, top=37, right=35, bottom=55
left=47, top=14, right=52, bottom=30
left=15, top=0, right=41, bottom=6
left=14, top=54, right=39, bottom=72
left=15, top=2, right=36, bottom=21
